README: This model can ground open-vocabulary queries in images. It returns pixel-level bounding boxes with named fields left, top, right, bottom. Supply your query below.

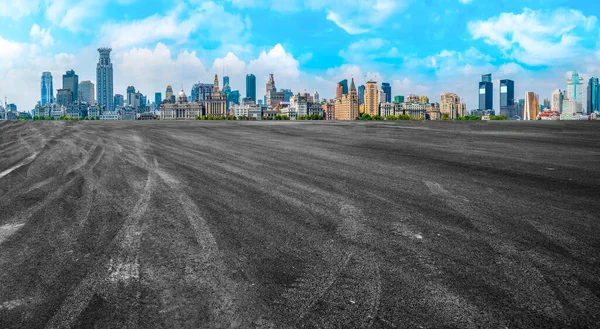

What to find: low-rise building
left=160, top=90, right=203, bottom=120
left=426, top=103, right=441, bottom=120
left=100, top=111, right=120, bottom=120
left=397, top=102, right=427, bottom=119
left=322, top=102, right=335, bottom=120
left=379, top=102, right=395, bottom=118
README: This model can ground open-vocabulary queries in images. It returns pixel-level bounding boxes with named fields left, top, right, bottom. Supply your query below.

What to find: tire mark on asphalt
left=0, top=223, right=25, bottom=244
left=0, top=152, right=38, bottom=180
left=151, top=158, right=247, bottom=327
left=46, top=134, right=155, bottom=329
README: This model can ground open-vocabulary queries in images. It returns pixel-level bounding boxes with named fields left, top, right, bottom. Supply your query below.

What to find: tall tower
left=246, top=74, right=256, bottom=101
left=96, top=48, right=114, bottom=111
left=479, top=73, right=493, bottom=111
left=358, top=85, right=365, bottom=105
left=587, top=77, right=599, bottom=114
left=338, top=79, right=348, bottom=95
left=499, top=79, right=514, bottom=117
left=364, top=80, right=378, bottom=116
left=381, top=82, right=391, bottom=103
left=566, top=70, right=584, bottom=113
left=79, top=80, right=95, bottom=104
left=63, top=70, right=79, bottom=102
left=41, top=72, right=54, bottom=105
left=213, top=74, right=221, bottom=96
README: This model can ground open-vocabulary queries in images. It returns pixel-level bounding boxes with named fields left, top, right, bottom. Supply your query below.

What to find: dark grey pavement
left=1, top=120, right=599, bottom=328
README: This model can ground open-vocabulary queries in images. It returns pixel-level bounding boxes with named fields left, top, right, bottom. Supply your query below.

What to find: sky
left=1, top=0, right=599, bottom=111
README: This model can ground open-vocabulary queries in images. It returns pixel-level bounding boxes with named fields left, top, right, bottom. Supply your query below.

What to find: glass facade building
left=479, top=74, right=493, bottom=111
left=499, top=79, right=514, bottom=117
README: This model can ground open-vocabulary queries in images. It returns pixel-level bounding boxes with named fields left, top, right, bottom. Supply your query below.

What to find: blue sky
left=1, top=0, right=599, bottom=110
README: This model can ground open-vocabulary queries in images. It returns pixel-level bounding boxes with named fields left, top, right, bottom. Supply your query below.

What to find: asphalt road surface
left=1, top=120, right=599, bottom=328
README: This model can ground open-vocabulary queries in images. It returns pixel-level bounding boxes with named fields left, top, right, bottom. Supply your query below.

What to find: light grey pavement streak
left=1, top=120, right=599, bottom=328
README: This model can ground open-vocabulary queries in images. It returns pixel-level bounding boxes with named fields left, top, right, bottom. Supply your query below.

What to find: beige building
left=364, top=81, right=378, bottom=116
left=426, top=103, right=441, bottom=120
left=440, top=92, right=467, bottom=119
left=266, top=74, right=285, bottom=107
left=160, top=90, right=203, bottom=120
left=205, top=74, right=227, bottom=116
left=165, top=85, right=174, bottom=102
left=397, top=102, right=427, bottom=119
left=334, top=78, right=359, bottom=120
left=524, top=91, right=540, bottom=120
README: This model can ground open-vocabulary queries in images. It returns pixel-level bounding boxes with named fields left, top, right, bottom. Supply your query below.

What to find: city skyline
left=0, top=1, right=598, bottom=112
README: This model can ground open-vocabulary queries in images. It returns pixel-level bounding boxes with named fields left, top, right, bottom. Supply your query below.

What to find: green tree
left=442, top=113, right=450, bottom=120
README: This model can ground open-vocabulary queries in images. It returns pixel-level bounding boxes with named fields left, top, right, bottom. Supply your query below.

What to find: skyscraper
left=63, top=70, right=79, bottom=103
left=479, top=74, right=493, bottom=111
left=97, top=48, right=114, bottom=110
left=127, top=86, right=136, bottom=106
left=524, top=92, right=539, bottom=120
left=499, top=79, right=514, bottom=117
left=381, top=82, right=391, bottom=103
left=552, top=89, right=563, bottom=113
left=41, top=72, right=53, bottom=105
left=587, top=77, right=599, bottom=114
left=338, top=79, right=348, bottom=95
left=364, top=81, right=378, bottom=116
left=223, top=76, right=230, bottom=89
left=79, top=81, right=94, bottom=104
left=155, top=92, right=162, bottom=107
left=114, top=94, right=124, bottom=108
left=246, top=74, right=256, bottom=101
left=358, top=85, right=365, bottom=105
left=566, top=70, right=584, bottom=114
left=336, top=83, right=344, bottom=98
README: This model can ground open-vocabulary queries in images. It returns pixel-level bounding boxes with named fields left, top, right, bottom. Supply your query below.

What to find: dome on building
left=177, top=90, right=188, bottom=103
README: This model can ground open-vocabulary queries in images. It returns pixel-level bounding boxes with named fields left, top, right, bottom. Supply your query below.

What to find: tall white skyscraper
left=551, top=89, right=563, bottom=113
left=96, top=48, right=114, bottom=111
left=566, top=70, right=584, bottom=114
left=41, top=72, right=54, bottom=105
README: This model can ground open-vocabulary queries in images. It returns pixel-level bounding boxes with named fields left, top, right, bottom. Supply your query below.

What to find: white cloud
left=45, top=0, right=105, bottom=32
left=29, top=24, right=54, bottom=47
left=99, top=1, right=250, bottom=50
left=459, top=0, right=472, bottom=4
left=0, top=0, right=40, bottom=19
left=468, top=8, right=598, bottom=65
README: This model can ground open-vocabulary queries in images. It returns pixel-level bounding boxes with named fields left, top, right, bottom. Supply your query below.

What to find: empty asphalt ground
left=1, top=120, right=599, bottom=328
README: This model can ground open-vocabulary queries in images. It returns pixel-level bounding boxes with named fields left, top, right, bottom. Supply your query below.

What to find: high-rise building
left=364, top=81, right=378, bottom=116
left=41, top=72, right=54, bottom=105
left=419, top=96, right=429, bottom=104
left=114, top=94, right=124, bottom=108
left=587, top=77, right=599, bottom=114
left=166, top=86, right=174, bottom=103
left=551, top=89, right=563, bottom=113
left=79, top=80, right=94, bottom=104
left=517, top=99, right=524, bottom=118
left=155, top=92, right=162, bottom=107
left=97, top=48, right=114, bottom=110
left=313, top=91, right=319, bottom=103
left=479, top=73, right=493, bottom=111
left=394, top=96, right=404, bottom=104
left=358, top=85, right=365, bottom=105
left=223, top=76, right=230, bottom=89
left=62, top=70, right=79, bottom=103
left=499, top=79, right=514, bottom=117
left=127, top=86, right=136, bottom=106
left=543, top=98, right=551, bottom=110
left=336, top=83, right=344, bottom=99
left=440, top=93, right=467, bottom=119
left=338, top=79, right=348, bottom=95
left=566, top=70, right=584, bottom=114
left=205, top=74, right=227, bottom=116
left=381, top=82, right=391, bottom=103
left=524, top=92, right=540, bottom=120
left=246, top=74, right=256, bottom=101
left=334, top=78, right=359, bottom=120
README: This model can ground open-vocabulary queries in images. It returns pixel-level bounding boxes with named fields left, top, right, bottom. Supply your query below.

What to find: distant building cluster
left=1, top=47, right=599, bottom=121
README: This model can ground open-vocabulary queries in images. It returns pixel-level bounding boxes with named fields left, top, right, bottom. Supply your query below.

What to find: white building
left=379, top=102, right=395, bottom=118
left=551, top=89, right=563, bottom=114
left=100, top=111, right=120, bottom=120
